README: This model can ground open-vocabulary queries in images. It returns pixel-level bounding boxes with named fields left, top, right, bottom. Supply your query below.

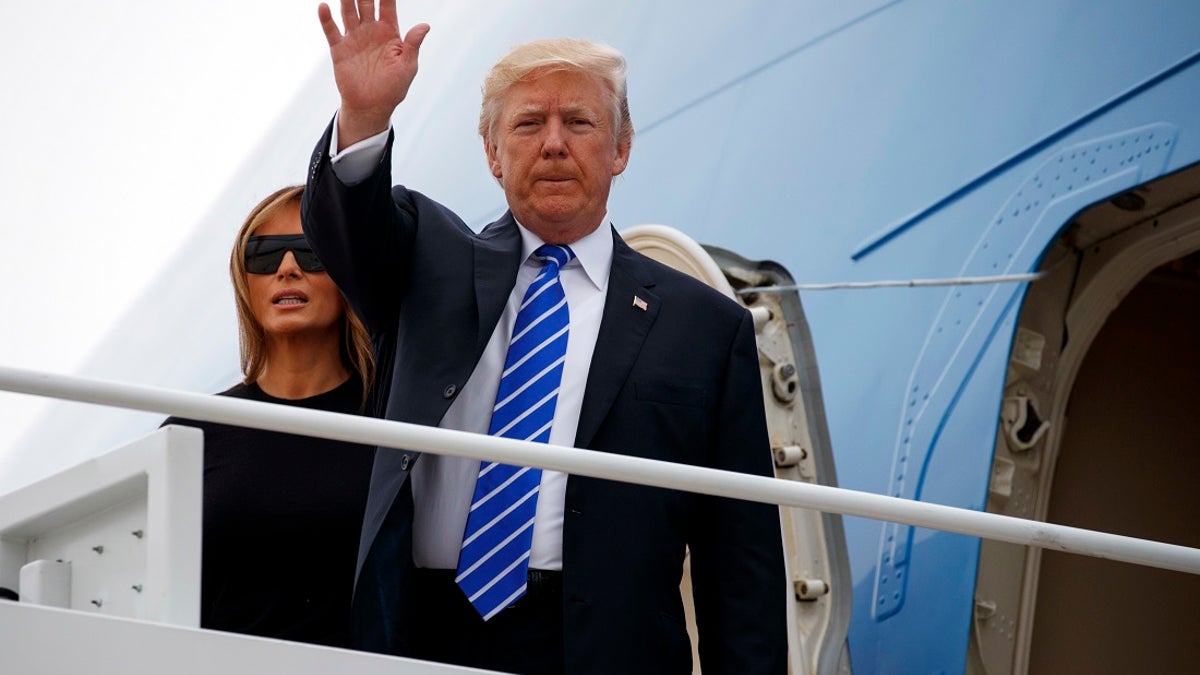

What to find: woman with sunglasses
left=164, top=185, right=375, bottom=648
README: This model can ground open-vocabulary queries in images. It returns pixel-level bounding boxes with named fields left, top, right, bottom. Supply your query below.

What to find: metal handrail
left=2, top=364, right=1198, bottom=576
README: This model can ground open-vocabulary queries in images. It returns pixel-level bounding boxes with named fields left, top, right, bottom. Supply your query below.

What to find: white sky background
left=0, top=2, right=329, bottom=477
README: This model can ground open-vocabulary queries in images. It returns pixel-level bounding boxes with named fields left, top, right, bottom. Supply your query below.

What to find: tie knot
left=534, top=244, right=575, bottom=271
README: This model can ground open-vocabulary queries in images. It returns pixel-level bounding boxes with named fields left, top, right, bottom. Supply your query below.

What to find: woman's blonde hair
left=479, top=38, right=633, bottom=146
left=229, top=185, right=374, bottom=408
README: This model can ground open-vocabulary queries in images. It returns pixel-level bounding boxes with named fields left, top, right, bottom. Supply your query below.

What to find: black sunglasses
left=244, top=234, right=326, bottom=274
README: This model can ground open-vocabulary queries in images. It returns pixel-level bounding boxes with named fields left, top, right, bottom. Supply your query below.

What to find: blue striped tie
left=456, top=244, right=575, bottom=620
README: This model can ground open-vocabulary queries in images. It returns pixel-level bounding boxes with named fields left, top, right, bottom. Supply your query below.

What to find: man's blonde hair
left=479, top=38, right=633, bottom=145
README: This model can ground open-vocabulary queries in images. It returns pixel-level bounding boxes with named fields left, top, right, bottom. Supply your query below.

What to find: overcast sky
left=0, top=2, right=330, bottom=474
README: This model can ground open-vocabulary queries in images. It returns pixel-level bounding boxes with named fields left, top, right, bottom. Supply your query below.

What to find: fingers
left=340, top=0, right=360, bottom=30
left=356, top=0, right=376, bottom=23
left=378, top=0, right=397, bottom=25
left=320, top=0, right=422, bottom=57
left=317, top=3, right=341, bottom=48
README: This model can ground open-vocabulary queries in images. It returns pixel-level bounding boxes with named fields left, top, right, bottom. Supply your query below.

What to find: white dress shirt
left=330, top=122, right=612, bottom=570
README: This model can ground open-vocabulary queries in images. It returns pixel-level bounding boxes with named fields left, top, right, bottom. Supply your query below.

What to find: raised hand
left=318, top=0, right=430, bottom=148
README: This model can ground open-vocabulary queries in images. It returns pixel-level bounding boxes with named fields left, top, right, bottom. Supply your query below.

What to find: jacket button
left=443, top=384, right=457, bottom=399
left=400, top=454, right=411, bottom=471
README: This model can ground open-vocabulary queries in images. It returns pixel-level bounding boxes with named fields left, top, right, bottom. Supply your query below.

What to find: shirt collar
left=514, top=213, right=613, bottom=292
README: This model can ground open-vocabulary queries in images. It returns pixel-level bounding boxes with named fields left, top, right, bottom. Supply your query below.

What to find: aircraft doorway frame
left=970, top=162, right=1200, bottom=674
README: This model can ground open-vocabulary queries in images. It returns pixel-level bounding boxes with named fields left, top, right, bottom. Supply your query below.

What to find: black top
left=163, top=376, right=374, bottom=648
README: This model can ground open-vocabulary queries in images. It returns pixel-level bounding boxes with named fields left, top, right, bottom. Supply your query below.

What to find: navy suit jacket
left=301, top=121, right=787, bottom=674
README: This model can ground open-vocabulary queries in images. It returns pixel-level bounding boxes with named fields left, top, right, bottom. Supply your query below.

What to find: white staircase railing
left=2, top=364, right=1198, bottom=576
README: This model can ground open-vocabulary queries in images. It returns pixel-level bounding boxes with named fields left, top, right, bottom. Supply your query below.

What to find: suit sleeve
left=689, top=309, right=789, bottom=674
left=300, top=117, right=416, bottom=336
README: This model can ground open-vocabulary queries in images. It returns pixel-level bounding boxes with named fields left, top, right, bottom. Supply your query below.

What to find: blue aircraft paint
left=851, top=50, right=1200, bottom=260
left=870, top=123, right=1176, bottom=621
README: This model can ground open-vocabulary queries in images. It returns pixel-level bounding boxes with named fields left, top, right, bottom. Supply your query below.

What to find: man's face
left=485, top=69, right=631, bottom=245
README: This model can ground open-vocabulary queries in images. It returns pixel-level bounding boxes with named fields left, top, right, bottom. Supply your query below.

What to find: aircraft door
left=622, top=225, right=852, bottom=675
left=969, top=163, right=1200, bottom=674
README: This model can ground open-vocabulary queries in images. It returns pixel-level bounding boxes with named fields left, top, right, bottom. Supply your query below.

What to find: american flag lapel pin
left=632, top=295, right=648, bottom=311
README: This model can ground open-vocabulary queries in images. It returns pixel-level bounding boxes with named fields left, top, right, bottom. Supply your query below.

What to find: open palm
left=318, top=0, right=429, bottom=144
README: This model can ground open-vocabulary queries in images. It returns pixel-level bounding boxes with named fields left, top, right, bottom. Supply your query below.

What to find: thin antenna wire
left=737, top=271, right=1045, bottom=294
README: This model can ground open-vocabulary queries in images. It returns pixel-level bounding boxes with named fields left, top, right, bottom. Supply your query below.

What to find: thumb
left=404, top=23, right=431, bottom=53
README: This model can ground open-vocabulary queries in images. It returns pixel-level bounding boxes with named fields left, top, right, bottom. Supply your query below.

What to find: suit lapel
left=473, top=213, right=523, bottom=356
left=575, top=230, right=659, bottom=448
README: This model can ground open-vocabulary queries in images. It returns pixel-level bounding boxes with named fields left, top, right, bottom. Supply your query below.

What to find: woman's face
left=245, top=203, right=344, bottom=341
